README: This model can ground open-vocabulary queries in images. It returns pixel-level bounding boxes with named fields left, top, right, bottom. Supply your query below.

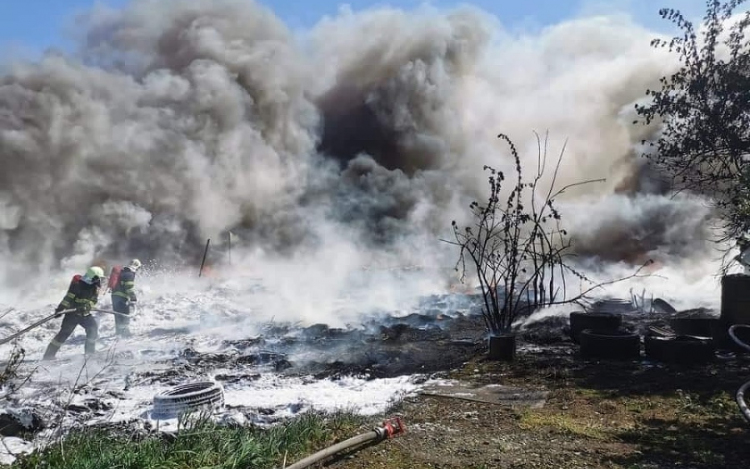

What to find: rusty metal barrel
left=715, top=274, right=750, bottom=350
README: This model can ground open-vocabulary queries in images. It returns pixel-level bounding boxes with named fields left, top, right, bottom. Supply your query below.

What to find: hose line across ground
left=284, top=431, right=382, bottom=469
left=284, top=418, right=405, bottom=469
left=737, top=380, right=750, bottom=425
left=729, top=324, right=750, bottom=424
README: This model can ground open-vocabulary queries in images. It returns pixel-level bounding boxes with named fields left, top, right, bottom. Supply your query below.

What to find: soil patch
left=320, top=344, right=750, bottom=469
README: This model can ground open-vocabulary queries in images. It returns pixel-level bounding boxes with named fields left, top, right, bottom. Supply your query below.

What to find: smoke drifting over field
left=0, top=0, right=718, bottom=290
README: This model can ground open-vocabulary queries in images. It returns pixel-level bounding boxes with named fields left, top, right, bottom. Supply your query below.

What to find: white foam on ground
left=221, top=374, right=420, bottom=414
left=0, top=268, right=456, bottom=462
left=0, top=258, right=734, bottom=464
left=0, top=437, right=34, bottom=465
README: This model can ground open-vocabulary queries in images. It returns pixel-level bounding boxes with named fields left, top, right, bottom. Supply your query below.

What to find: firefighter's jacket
left=112, top=267, right=138, bottom=302
left=56, top=277, right=100, bottom=315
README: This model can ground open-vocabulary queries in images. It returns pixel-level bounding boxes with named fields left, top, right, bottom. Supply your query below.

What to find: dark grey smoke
left=0, top=0, right=717, bottom=286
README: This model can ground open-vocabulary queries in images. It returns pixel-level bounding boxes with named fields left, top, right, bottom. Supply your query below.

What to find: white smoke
left=0, top=0, right=730, bottom=315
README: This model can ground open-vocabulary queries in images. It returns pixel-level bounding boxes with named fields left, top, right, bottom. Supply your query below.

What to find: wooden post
left=199, top=238, right=210, bottom=277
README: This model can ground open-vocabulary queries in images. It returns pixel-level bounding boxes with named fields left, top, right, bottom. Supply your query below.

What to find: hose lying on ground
left=728, top=325, right=750, bottom=353
left=284, top=417, right=405, bottom=469
left=729, top=324, right=750, bottom=425
left=737, top=380, right=750, bottom=425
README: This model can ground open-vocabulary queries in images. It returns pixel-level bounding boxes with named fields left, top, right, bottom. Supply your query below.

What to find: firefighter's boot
left=43, top=341, right=62, bottom=361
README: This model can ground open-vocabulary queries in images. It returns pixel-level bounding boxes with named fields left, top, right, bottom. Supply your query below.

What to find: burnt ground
left=7, top=295, right=750, bottom=468
left=244, top=301, right=749, bottom=469
left=158, top=307, right=491, bottom=385
left=132, top=297, right=654, bottom=387
left=146, top=298, right=750, bottom=469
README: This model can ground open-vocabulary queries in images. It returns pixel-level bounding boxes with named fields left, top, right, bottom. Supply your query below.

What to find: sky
left=0, top=0, right=710, bottom=59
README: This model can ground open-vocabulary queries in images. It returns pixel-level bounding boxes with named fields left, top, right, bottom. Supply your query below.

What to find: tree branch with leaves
left=634, top=0, right=750, bottom=244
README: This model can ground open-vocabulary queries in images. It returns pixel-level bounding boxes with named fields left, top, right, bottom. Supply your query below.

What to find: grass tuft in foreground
left=11, top=410, right=367, bottom=469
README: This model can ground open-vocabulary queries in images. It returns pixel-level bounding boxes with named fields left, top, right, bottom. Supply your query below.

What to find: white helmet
left=128, top=259, right=142, bottom=271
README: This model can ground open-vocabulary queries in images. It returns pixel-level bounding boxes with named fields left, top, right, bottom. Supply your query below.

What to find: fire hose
left=0, top=308, right=131, bottom=346
left=93, top=308, right=132, bottom=318
left=729, top=324, right=750, bottom=424
left=284, top=417, right=405, bottom=469
left=0, top=308, right=77, bottom=346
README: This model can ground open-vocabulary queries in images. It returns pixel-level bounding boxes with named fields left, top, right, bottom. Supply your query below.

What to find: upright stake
left=199, top=238, right=211, bottom=277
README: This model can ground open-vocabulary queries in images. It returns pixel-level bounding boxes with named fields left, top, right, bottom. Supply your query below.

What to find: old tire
left=569, top=312, right=622, bottom=344
left=644, top=335, right=715, bottom=364
left=488, top=334, right=516, bottom=361
left=153, top=381, right=224, bottom=419
left=668, top=317, right=717, bottom=338
left=651, top=298, right=677, bottom=315
left=579, top=329, right=640, bottom=360
left=644, top=334, right=668, bottom=362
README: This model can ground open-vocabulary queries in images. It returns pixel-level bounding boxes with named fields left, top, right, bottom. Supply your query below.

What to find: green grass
left=11, top=411, right=367, bottom=469
left=517, top=410, right=609, bottom=440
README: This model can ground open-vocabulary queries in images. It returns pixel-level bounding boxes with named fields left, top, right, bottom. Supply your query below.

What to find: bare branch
left=443, top=132, right=646, bottom=335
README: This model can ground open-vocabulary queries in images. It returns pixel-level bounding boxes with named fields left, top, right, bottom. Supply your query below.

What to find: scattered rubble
left=0, top=409, right=45, bottom=437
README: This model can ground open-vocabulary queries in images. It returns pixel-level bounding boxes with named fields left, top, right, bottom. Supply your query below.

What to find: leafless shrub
left=444, top=132, right=652, bottom=335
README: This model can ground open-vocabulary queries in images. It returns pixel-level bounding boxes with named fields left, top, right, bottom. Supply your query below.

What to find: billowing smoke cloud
left=0, top=0, right=718, bottom=289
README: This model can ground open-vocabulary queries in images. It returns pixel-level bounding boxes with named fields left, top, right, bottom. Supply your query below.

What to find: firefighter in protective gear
left=111, top=259, right=141, bottom=337
left=42, top=266, right=104, bottom=360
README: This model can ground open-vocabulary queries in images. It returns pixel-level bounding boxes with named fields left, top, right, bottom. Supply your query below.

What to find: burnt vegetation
left=444, top=133, right=650, bottom=335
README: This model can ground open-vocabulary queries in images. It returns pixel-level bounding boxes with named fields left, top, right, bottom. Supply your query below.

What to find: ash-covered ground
left=0, top=276, right=714, bottom=467
left=0, top=281, right=491, bottom=463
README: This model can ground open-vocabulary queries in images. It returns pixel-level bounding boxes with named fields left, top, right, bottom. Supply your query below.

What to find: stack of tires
left=643, top=313, right=716, bottom=364
left=643, top=334, right=715, bottom=364
left=569, top=312, right=640, bottom=360
left=569, top=277, right=750, bottom=364
left=716, top=274, right=750, bottom=350
left=569, top=311, right=718, bottom=363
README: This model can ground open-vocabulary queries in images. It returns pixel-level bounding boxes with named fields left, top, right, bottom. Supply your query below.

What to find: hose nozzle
left=374, top=416, right=406, bottom=440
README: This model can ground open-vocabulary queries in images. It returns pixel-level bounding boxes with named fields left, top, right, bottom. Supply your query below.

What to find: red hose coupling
left=381, top=416, right=406, bottom=439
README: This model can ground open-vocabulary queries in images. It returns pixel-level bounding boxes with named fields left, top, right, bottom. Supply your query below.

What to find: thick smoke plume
left=0, top=0, right=718, bottom=292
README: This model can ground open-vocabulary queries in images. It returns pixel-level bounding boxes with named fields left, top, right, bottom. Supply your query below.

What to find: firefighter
left=42, top=266, right=104, bottom=360
left=111, top=259, right=141, bottom=337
